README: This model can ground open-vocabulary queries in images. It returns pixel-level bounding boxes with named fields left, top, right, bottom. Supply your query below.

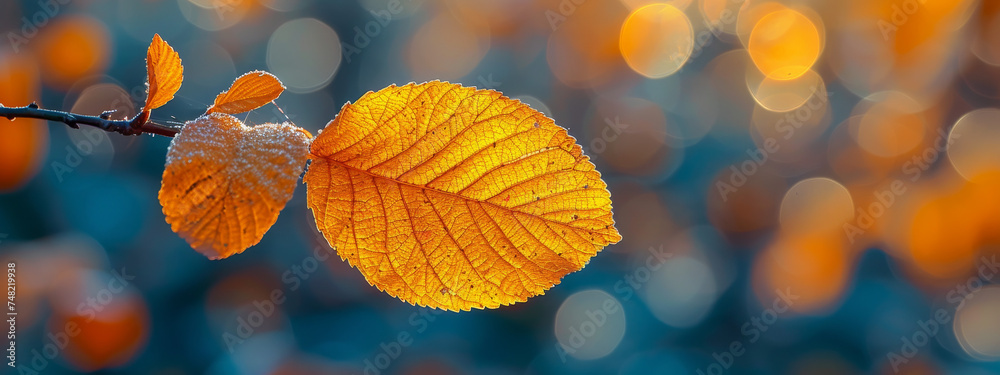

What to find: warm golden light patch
left=620, top=4, right=694, bottom=78
left=748, top=9, right=822, bottom=80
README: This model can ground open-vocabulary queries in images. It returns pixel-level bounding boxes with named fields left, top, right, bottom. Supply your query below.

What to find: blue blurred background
left=2, top=0, right=1000, bottom=374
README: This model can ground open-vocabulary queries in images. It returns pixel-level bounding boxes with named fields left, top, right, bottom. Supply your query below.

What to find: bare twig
left=0, top=102, right=180, bottom=137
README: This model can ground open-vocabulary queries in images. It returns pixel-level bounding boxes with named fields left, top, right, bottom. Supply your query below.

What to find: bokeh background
left=2, top=0, right=1000, bottom=374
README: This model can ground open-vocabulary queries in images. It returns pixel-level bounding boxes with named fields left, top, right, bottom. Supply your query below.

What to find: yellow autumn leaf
left=143, top=34, right=183, bottom=112
left=305, top=81, right=621, bottom=311
left=159, top=113, right=311, bottom=259
left=206, top=71, right=285, bottom=115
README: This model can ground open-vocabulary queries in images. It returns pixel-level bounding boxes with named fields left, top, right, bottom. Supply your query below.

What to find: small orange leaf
left=143, top=34, right=183, bottom=112
left=305, top=81, right=621, bottom=311
left=159, top=113, right=311, bottom=259
left=206, top=71, right=285, bottom=115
